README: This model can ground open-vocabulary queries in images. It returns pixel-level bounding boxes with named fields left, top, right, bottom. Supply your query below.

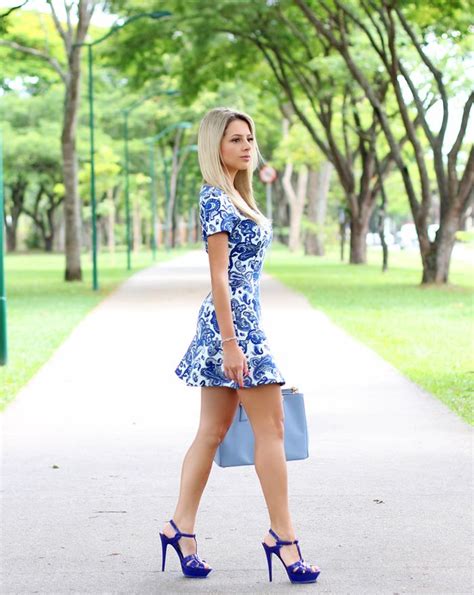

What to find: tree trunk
left=96, top=217, right=102, bottom=252
left=44, top=223, right=54, bottom=253
left=44, top=195, right=61, bottom=253
left=107, top=189, right=115, bottom=255
left=157, top=217, right=163, bottom=247
left=458, top=205, right=472, bottom=231
left=282, top=161, right=308, bottom=252
left=304, top=162, right=332, bottom=256
left=171, top=200, right=177, bottom=248
left=5, top=222, right=17, bottom=252
left=62, top=47, right=83, bottom=281
left=421, top=207, right=459, bottom=283
left=349, top=211, right=370, bottom=264
left=4, top=179, right=27, bottom=252
left=175, top=214, right=183, bottom=247
left=35, top=216, right=51, bottom=253
left=377, top=207, right=388, bottom=272
left=274, top=180, right=289, bottom=244
left=133, top=195, right=141, bottom=253
left=53, top=210, right=65, bottom=252
left=188, top=207, right=197, bottom=244
left=339, top=209, right=349, bottom=262
left=44, top=235, right=53, bottom=252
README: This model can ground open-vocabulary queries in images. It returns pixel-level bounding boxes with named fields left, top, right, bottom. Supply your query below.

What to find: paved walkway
left=1, top=250, right=472, bottom=594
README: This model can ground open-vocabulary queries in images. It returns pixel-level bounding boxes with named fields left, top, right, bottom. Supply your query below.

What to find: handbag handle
left=282, top=385, right=299, bottom=394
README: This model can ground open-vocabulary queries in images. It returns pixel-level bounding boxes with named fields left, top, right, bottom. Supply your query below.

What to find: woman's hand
left=223, top=341, right=249, bottom=388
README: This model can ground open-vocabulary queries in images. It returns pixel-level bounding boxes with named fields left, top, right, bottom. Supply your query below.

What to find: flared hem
left=174, top=368, right=286, bottom=389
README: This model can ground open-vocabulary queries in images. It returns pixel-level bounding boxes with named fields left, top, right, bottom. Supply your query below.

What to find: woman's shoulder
left=200, top=184, right=232, bottom=209
left=200, top=183, right=226, bottom=199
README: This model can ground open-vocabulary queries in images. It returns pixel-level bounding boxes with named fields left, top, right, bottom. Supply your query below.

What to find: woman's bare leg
left=162, top=386, right=239, bottom=563
left=237, top=383, right=318, bottom=571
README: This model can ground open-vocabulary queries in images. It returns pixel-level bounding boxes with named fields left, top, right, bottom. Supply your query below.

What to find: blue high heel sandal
left=262, top=528, right=321, bottom=584
left=159, top=519, right=212, bottom=578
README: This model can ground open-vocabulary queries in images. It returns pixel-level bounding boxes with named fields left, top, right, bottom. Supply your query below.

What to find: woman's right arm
left=207, top=232, right=249, bottom=388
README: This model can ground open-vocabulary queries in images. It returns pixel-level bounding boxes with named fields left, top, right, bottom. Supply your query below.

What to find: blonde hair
left=197, top=107, right=270, bottom=227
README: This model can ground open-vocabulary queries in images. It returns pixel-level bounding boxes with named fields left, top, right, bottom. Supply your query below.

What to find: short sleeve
left=199, top=185, right=239, bottom=243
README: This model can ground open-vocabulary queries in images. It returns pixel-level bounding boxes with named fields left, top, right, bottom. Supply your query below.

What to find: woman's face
left=220, top=118, right=254, bottom=177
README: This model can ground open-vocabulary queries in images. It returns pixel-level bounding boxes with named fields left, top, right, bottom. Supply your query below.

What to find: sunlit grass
left=265, top=243, right=474, bottom=425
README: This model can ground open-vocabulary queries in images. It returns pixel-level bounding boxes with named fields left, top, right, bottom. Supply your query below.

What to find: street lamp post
left=74, top=10, right=171, bottom=290
left=0, top=129, right=7, bottom=365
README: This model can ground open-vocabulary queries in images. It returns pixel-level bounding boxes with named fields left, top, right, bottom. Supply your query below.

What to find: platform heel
left=261, top=528, right=320, bottom=584
left=159, top=519, right=212, bottom=578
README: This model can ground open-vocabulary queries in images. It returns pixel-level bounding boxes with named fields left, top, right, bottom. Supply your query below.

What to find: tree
left=107, top=0, right=427, bottom=264
left=293, top=0, right=473, bottom=283
left=1, top=84, right=73, bottom=252
left=0, top=3, right=96, bottom=280
left=304, top=161, right=333, bottom=256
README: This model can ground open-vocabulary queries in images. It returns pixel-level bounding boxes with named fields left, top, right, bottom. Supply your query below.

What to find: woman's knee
left=254, top=414, right=285, bottom=442
left=196, top=423, right=232, bottom=448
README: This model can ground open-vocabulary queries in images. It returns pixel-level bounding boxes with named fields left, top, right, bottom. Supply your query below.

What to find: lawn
left=0, top=247, right=191, bottom=410
left=265, top=243, right=474, bottom=425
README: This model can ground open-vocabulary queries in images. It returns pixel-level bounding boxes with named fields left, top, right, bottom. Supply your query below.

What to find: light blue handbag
left=213, top=386, right=309, bottom=468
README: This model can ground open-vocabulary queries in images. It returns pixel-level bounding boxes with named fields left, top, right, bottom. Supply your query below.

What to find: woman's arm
left=207, top=232, right=249, bottom=387
left=207, top=232, right=236, bottom=340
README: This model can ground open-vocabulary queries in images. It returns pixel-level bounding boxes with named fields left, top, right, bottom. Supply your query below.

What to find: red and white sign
left=259, top=165, right=277, bottom=184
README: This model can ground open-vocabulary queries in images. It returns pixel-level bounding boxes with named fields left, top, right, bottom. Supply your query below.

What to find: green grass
left=265, top=243, right=474, bottom=425
left=0, top=247, right=192, bottom=410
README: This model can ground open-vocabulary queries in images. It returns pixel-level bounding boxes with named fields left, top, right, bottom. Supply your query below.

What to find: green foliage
left=2, top=0, right=470, bottom=249
left=1, top=87, right=64, bottom=242
left=0, top=10, right=65, bottom=91
left=398, top=0, right=472, bottom=37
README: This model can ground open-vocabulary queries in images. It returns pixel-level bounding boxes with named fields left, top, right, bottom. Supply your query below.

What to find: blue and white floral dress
left=174, top=183, right=286, bottom=389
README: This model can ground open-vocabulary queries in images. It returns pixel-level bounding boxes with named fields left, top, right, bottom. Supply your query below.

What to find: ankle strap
left=169, top=518, right=196, bottom=538
left=269, top=528, right=298, bottom=546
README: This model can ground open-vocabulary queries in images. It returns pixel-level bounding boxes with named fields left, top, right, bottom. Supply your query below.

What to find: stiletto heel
left=159, top=533, right=168, bottom=572
left=261, top=528, right=321, bottom=584
left=263, top=541, right=273, bottom=582
left=159, top=519, right=212, bottom=578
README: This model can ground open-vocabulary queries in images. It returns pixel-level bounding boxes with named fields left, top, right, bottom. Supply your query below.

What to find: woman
left=160, top=107, right=321, bottom=584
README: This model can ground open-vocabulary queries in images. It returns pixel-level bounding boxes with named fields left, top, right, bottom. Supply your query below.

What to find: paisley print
left=174, top=183, right=286, bottom=389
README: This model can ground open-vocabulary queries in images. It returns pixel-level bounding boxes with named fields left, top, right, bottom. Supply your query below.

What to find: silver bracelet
left=221, top=335, right=238, bottom=344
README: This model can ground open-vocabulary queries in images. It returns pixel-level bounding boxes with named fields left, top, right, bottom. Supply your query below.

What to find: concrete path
left=1, top=249, right=472, bottom=594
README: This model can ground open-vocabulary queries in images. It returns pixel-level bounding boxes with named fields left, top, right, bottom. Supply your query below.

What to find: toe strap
left=183, top=553, right=208, bottom=568
left=287, top=559, right=319, bottom=574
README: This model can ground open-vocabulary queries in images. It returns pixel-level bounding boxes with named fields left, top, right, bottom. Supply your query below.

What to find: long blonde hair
left=197, top=107, right=270, bottom=227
